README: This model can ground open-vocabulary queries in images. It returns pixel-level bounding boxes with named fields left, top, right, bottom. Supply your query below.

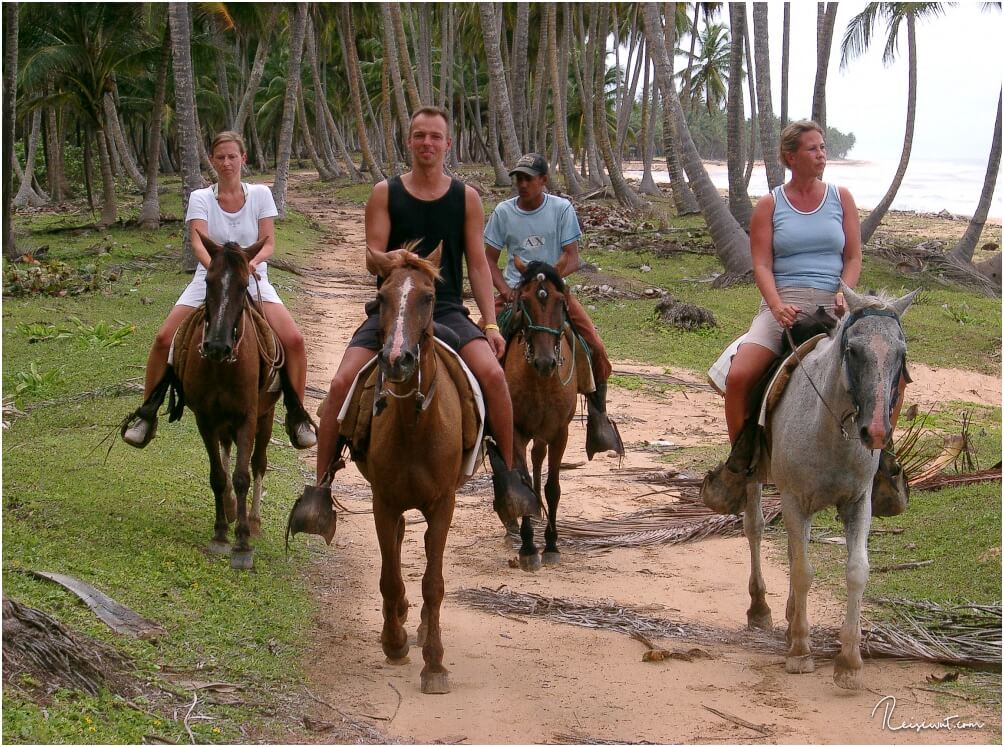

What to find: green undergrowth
left=3, top=180, right=323, bottom=743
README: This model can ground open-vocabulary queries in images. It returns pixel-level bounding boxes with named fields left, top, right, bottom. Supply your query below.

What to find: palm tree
left=656, top=3, right=699, bottom=215
left=950, top=90, right=1002, bottom=265
left=3, top=2, right=18, bottom=259
left=479, top=3, right=521, bottom=168
left=337, top=5, right=382, bottom=182
left=169, top=1, right=205, bottom=270
left=840, top=2, right=947, bottom=244
left=811, top=3, right=839, bottom=131
left=139, top=23, right=171, bottom=230
left=752, top=3, right=783, bottom=189
left=726, top=3, right=752, bottom=228
left=232, top=6, right=278, bottom=136
left=271, top=2, right=307, bottom=218
left=548, top=3, right=582, bottom=194
left=680, top=2, right=723, bottom=110
left=14, top=110, right=47, bottom=207
left=780, top=4, right=791, bottom=127
left=642, top=2, right=751, bottom=275
left=684, top=22, right=730, bottom=115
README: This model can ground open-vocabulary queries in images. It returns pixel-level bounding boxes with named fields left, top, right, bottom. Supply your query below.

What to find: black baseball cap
left=509, top=153, right=548, bottom=177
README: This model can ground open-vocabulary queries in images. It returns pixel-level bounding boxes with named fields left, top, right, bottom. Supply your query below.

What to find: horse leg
left=248, top=410, right=275, bottom=538
left=542, top=429, right=568, bottom=566
left=833, top=496, right=871, bottom=689
left=373, top=501, right=409, bottom=662
left=197, top=419, right=231, bottom=555
left=417, top=498, right=455, bottom=694
left=518, top=437, right=545, bottom=572
left=229, top=420, right=256, bottom=570
left=220, top=441, right=237, bottom=523
left=744, top=482, right=772, bottom=629
left=782, top=506, right=815, bottom=673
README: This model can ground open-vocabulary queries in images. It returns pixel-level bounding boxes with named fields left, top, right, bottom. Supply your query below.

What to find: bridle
left=373, top=286, right=440, bottom=415
left=512, top=275, right=575, bottom=386
left=785, top=307, right=905, bottom=441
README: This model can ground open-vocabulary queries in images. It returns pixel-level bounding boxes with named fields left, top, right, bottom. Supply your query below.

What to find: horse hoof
left=833, top=668, right=864, bottom=690
left=385, top=654, right=410, bottom=666
left=519, top=552, right=542, bottom=572
left=542, top=551, right=561, bottom=566
left=207, top=540, right=230, bottom=556
left=421, top=671, right=450, bottom=695
left=747, top=611, right=773, bottom=631
left=230, top=550, right=254, bottom=570
left=785, top=654, right=815, bottom=674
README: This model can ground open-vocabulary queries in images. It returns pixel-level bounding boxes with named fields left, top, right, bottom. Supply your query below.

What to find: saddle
left=164, top=304, right=283, bottom=421
left=325, top=338, right=485, bottom=477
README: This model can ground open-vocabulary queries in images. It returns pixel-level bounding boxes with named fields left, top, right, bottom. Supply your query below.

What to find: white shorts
left=175, top=263, right=284, bottom=308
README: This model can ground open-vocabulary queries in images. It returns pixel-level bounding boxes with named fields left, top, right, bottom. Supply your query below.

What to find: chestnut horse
left=170, top=235, right=287, bottom=570
left=354, top=245, right=465, bottom=694
left=503, top=259, right=578, bottom=571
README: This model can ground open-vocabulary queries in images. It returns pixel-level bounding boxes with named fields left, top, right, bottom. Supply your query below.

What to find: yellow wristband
left=484, top=323, right=500, bottom=332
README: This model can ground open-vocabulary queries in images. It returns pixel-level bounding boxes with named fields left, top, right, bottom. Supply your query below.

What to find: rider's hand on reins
left=770, top=302, right=800, bottom=329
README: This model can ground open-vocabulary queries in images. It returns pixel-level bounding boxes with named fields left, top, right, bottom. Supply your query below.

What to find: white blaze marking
left=217, top=270, right=231, bottom=326
left=389, top=276, right=413, bottom=359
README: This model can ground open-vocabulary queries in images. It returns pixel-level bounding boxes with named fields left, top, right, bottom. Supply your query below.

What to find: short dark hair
left=408, top=106, right=450, bottom=135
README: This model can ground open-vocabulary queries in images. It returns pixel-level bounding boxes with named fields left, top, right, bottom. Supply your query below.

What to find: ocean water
left=627, top=158, right=1003, bottom=221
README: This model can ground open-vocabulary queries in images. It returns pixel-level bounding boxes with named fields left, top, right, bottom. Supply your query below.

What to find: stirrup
left=871, top=450, right=909, bottom=517
left=585, top=401, right=624, bottom=459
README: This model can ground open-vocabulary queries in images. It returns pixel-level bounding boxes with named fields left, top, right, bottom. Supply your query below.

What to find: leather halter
left=513, top=278, right=575, bottom=386
left=840, top=307, right=906, bottom=416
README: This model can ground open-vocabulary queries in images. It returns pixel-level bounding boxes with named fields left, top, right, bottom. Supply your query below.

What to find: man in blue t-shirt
left=485, top=153, right=623, bottom=459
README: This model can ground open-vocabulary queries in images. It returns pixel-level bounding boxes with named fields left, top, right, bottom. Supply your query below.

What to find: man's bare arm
left=364, top=180, right=391, bottom=275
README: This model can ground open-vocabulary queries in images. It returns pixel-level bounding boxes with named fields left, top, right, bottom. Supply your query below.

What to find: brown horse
left=503, top=258, right=578, bottom=571
left=354, top=244, right=465, bottom=694
left=169, top=234, right=287, bottom=570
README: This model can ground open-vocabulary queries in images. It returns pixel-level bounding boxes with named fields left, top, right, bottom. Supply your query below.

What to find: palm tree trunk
left=380, top=56, right=397, bottom=177
left=103, top=92, right=146, bottom=190
left=615, top=8, right=643, bottom=165
left=338, top=5, right=382, bottom=183
left=638, top=61, right=660, bottom=196
left=380, top=3, right=412, bottom=146
left=530, top=10, right=549, bottom=154
left=14, top=109, right=47, bottom=207
left=860, top=13, right=917, bottom=245
left=3, top=1, right=18, bottom=260
left=642, top=2, right=750, bottom=274
left=743, top=20, right=757, bottom=187
left=389, top=4, right=422, bottom=111
left=303, top=15, right=341, bottom=176
left=726, top=3, right=752, bottom=229
left=950, top=90, right=1002, bottom=264
left=272, top=2, right=307, bottom=217
left=548, top=3, right=583, bottom=195
left=573, top=5, right=603, bottom=186
left=169, top=1, right=204, bottom=271
left=485, top=72, right=510, bottom=186
left=752, top=3, right=783, bottom=189
left=479, top=3, right=522, bottom=167
left=298, top=75, right=335, bottom=181
left=416, top=4, right=433, bottom=104
left=95, top=127, right=118, bottom=227
left=681, top=2, right=700, bottom=109
left=511, top=3, right=530, bottom=150
left=780, top=4, right=790, bottom=127
left=811, top=2, right=838, bottom=131
left=593, top=5, right=646, bottom=210
left=139, top=23, right=170, bottom=229
left=233, top=6, right=278, bottom=134
left=654, top=3, right=699, bottom=215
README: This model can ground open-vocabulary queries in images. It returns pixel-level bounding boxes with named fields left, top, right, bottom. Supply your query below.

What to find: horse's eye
left=421, top=293, right=434, bottom=305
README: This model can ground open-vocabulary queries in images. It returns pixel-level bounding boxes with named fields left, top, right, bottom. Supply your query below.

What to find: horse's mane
left=519, top=260, right=565, bottom=291
left=384, top=239, right=442, bottom=283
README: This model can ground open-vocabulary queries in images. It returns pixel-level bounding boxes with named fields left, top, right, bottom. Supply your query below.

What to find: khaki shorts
left=742, top=286, right=839, bottom=355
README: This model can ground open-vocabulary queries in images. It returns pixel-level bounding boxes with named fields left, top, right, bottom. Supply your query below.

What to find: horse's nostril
left=859, top=426, right=871, bottom=444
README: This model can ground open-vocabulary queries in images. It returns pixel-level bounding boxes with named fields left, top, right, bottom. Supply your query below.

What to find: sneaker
left=122, top=414, right=157, bottom=449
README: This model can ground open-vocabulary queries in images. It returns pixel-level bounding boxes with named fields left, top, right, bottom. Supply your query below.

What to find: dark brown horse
left=503, top=258, right=578, bottom=571
left=354, top=244, right=466, bottom=694
left=170, top=234, right=286, bottom=570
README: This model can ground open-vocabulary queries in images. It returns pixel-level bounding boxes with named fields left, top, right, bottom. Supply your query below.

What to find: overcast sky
left=759, top=1, right=1002, bottom=163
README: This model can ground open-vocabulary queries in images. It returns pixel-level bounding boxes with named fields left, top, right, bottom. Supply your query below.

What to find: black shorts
left=347, top=299, right=487, bottom=351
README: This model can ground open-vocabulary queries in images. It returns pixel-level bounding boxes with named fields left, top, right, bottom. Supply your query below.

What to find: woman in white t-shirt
left=122, top=131, right=315, bottom=449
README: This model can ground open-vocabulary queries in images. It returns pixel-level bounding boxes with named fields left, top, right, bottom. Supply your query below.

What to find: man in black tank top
left=314, top=107, right=536, bottom=517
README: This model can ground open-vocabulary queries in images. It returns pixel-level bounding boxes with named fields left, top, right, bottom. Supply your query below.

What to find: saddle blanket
left=335, top=338, right=486, bottom=477
left=167, top=305, right=282, bottom=392
left=757, top=333, right=829, bottom=430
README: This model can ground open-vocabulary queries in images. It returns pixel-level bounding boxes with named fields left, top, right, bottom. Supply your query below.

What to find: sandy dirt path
left=284, top=179, right=1000, bottom=745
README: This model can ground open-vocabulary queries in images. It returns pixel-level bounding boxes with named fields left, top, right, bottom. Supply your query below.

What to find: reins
left=373, top=332, right=440, bottom=416
left=783, top=326, right=853, bottom=440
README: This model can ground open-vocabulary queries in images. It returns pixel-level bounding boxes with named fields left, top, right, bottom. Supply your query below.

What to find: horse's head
left=839, top=282, right=919, bottom=449
left=372, top=241, right=441, bottom=383
left=511, top=257, right=568, bottom=377
left=199, top=232, right=266, bottom=362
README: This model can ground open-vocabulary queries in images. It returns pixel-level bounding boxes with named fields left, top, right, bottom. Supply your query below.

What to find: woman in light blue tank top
left=723, top=120, right=862, bottom=445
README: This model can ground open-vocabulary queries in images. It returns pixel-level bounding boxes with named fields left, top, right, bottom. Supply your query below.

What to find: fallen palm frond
left=911, top=466, right=1002, bottom=491
left=2, top=396, right=26, bottom=428
left=454, top=587, right=1002, bottom=669
left=893, top=408, right=996, bottom=490
left=17, top=379, right=144, bottom=414
left=871, top=240, right=1000, bottom=296
left=552, top=732, right=657, bottom=745
left=556, top=493, right=782, bottom=549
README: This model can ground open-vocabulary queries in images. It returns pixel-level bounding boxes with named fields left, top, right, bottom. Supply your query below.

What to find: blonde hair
left=778, top=120, right=824, bottom=170
left=210, top=130, right=247, bottom=156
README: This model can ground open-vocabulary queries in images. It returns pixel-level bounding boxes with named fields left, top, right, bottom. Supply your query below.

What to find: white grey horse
left=743, top=282, right=918, bottom=690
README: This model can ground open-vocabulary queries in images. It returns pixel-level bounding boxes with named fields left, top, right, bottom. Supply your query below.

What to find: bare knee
left=282, top=327, right=305, bottom=357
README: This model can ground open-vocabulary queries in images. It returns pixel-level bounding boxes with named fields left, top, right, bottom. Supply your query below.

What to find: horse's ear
left=839, top=281, right=867, bottom=312
left=371, top=249, right=393, bottom=278
left=198, top=230, right=222, bottom=256
left=427, top=242, right=443, bottom=270
left=243, top=238, right=268, bottom=263
left=890, top=288, right=920, bottom=318
left=513, top=255, right=528, bottom=274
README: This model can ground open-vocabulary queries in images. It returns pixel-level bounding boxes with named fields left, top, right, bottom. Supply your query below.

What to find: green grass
left=3, top=181, right=324, bottom=743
